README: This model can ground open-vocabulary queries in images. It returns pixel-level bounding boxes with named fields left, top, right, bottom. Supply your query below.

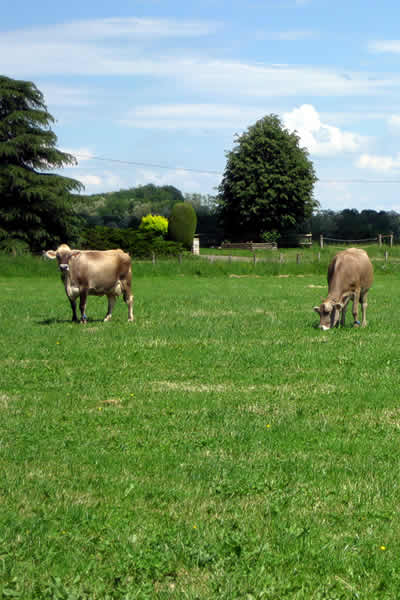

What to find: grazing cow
left=44, top=244, right=134, bottom=323
left=313, top=248, right=373, bottom=330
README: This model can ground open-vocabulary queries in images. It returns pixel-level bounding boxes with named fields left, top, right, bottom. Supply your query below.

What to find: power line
left=75, top=154, right=221, bottom=176
left=74, top=153, right=400, bottom=183
left=320, top=179, right=400, bottom=184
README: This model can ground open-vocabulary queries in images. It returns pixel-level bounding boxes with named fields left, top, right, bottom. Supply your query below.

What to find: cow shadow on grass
left=38, top=317, right=104, bottom=325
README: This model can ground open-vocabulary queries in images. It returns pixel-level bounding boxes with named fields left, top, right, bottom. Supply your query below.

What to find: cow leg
left=79, top=291, right=88, bottom=323
left=125, top=291, right=134, bottom=322
left=340, top=297, right=351, bottom=326
left=352, top=290, right=361, bottom=326
left=69, top=297, right=78, bottom=322
left=104, top=295, right=116, bottom=322
left=122, top=280, right=134, bottom=322
left=360, top=291, right=368, bottom=327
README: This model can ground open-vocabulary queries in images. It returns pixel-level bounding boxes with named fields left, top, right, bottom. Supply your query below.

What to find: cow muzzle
left=59, top=263, right=70, bottom=272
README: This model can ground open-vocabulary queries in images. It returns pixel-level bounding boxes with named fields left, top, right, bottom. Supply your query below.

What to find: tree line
left=75, top=186, right=216, bottom=229
left=1, top=74, right=399, bottom=254
left=302, top=209, right=400, bottom=242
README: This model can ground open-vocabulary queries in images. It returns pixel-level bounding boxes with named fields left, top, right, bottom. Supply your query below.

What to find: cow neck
left=326, top=290, right=344, bottom=305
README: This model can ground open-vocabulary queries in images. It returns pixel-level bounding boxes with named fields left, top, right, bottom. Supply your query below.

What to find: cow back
left=328, top=248, right=373, bottom=295
left=69, top=250, right=132, bottom=292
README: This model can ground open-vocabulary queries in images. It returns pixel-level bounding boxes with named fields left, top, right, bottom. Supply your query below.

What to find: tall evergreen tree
left=217, top=114, right=318, bottom=241
left=0, top=76, right=83, bottom=251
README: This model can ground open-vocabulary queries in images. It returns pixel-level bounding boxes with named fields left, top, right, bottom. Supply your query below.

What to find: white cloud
left=77, top=174, right=103, bottom=187
left=369, top=40, right=400, bottom=53
left=3, top=17, right=218, bottom=42
left=134, top=167, right=219, bottom=195
left=388, top=115, right=400, bottom=129
left=61, top=148, right=95, bottom=164
left=316, top=181, right=355, bottom=211
left=121, top=104, right=266, bottom=130
left=74, top=170, right=126, bottom=192
left=283, top=104, right=364, bottom=155
left=356, top=153, right=400, bottom=172
left=188, top=61, right=399, bottom=98
left=1, top=20, right=400, bottom=99
left=38, top=83, right=94, bottom=107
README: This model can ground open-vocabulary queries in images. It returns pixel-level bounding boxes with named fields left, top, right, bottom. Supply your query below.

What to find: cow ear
left=313, top=306, right=321, bottom=314
left=43, top=250, right=57, bottom=260
left=70, top=251, right=81, bottom=258
left=334, top=302, right=343, bottom=310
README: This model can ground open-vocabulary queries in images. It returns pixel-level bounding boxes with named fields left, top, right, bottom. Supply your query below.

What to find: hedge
left=80, top=227, right=185, bottom=258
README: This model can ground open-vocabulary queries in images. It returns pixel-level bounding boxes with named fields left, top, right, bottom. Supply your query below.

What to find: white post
left=192, top=236, right=200, bottom=255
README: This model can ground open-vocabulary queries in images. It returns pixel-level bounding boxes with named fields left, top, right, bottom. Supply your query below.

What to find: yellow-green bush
left=139, top=214, right=168, bottom=237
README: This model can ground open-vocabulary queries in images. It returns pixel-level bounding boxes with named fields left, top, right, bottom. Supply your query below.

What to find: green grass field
left=1, top=251, right=400, bottom=598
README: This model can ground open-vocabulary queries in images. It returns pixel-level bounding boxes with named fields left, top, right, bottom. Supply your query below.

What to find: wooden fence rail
left=319, top=234, right=393, bottom=248
left=221, top=242, right=277, bottom=251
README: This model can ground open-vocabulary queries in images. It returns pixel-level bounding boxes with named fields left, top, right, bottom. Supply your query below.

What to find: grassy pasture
left=1, top=253, right=400, bottom=598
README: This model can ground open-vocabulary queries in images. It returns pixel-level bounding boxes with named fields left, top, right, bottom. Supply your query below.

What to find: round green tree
left=168, top=202, right=197, bottom=250
left=217, top=114, right=318, bottom=241
left=0, top=76, right=83, bottom=252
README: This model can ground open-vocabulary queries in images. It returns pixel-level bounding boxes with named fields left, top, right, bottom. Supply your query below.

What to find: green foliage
left=261, top=230, right=279, bottom=243
left=0, top=76, right=83, bottom=251
left=217, top=114, right=318, bottom=241
left=79, top=226, right=184, bottom=258
left=0, top=237, right=30, bottom=256
left=305, top=208, right=400, bottom=240
left=139, top=214, right=168, bottom=237
left=168, top=202, right=197, bottom=249
left=77, top=184, right=185, bottom=228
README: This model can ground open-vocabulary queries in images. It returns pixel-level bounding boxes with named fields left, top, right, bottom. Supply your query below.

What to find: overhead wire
left=73, top=153, right=400, bottom=184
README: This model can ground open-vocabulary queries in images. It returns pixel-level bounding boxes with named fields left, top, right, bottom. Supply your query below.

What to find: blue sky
left=2, top=0, right=400, bottom=211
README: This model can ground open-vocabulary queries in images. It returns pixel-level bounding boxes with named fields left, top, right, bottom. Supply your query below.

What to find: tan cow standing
left=314, top=248, right=373, bottom=330
left=44, top=244, right=134, bottom=323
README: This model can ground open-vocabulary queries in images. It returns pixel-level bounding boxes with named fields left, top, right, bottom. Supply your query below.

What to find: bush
left=139, top=214, right=168, bottom=237
left=0, top=237, right=30, bottom=256
left=168, top=203, right=197, bottom=250
left=79, top=226, right=184, bottom=258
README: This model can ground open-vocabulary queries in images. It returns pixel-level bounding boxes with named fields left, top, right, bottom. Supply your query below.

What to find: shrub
left=168, top=202, right=197, bottom=250
left=79, top=226, right=184, bottom=259
left=0, top=237, right=30, bottom=256
left=139, top=214, right=168, bottom=237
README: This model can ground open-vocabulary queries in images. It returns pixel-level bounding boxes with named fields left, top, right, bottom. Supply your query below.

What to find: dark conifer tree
left=0, top=76, right=83, bottom=251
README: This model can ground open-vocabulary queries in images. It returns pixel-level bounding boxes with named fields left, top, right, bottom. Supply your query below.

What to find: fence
left=145, top=248, right=395, bottom=265
left=319, top=233, right=394, bottom=248
left=221, top=242, right=277, bottom=251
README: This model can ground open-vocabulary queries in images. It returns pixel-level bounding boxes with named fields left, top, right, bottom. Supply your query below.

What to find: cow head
left=43, top=244, right=81, bottom=273
left=313, top=300, right=343, bottom=330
